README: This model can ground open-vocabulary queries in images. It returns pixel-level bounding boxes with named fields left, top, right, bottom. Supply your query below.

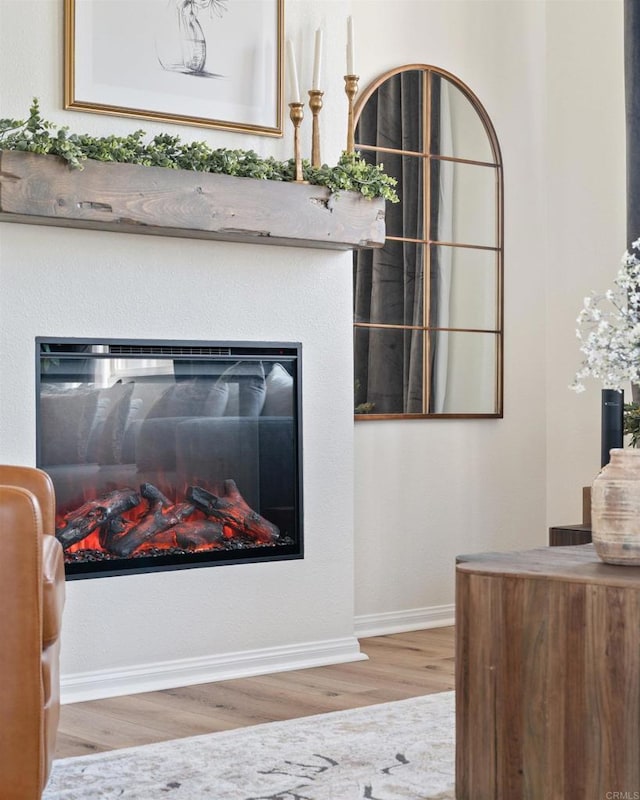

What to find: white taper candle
left=287, top=39, right=301, bottom=103
left=312, top=29, right=323, bottom=90
left=346, top=16, right=355, bottom=75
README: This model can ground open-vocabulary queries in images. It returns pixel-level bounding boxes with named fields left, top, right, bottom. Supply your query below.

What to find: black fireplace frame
left=36, top=337, right=304, bottom=580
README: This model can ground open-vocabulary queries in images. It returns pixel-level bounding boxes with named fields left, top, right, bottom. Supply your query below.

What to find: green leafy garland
left=0, top=99, right=399, bottom=202
left=624, top=402, right=640, bottom=448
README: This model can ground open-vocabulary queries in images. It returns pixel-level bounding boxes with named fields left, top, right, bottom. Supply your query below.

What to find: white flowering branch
left=572, top=238, right=640, bottom=393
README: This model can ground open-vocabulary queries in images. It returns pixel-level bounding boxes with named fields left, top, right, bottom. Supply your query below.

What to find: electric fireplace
left=36, top=338, right=303, bottom=579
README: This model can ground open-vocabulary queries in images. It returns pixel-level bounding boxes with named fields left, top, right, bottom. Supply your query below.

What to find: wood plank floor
left=56, top=627, right=455, bottom=759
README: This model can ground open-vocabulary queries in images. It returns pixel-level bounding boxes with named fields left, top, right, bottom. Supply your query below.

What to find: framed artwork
left=64, top=0, right=284, bottom=136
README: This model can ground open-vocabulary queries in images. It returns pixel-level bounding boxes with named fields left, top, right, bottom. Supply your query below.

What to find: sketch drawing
left=66, top=0, right=282, bottom=135
left=156, top=0, right=229, bottom=76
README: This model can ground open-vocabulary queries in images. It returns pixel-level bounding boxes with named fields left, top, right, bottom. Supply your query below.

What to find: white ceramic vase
left=591, top=448, right=640, bottom=565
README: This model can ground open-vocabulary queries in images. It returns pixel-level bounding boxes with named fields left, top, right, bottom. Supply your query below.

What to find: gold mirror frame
left=353, top=64, right=504, bottom=419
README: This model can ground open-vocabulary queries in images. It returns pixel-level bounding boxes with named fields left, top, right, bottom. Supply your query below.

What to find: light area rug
left=43, top=691, right=455, bottom=800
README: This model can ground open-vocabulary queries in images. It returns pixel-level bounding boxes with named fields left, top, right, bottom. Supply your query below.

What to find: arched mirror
left=353, top=64, right=503, bottom=418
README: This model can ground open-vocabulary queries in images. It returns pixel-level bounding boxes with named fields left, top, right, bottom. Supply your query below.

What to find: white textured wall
left=545, top=0, right=625, bottom=526
left=0, top=0, right=361, bottom=696
left=351, top=0, right=625, bottom=621
left=352, top=0, right=550, bottom=619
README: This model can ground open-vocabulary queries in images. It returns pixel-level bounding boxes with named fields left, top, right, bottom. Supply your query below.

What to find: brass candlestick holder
left=288, top=102, right=306, bottom=183
left=344, top=74, right=359, bottom=153
left=308, top=89, right=324, bottom=168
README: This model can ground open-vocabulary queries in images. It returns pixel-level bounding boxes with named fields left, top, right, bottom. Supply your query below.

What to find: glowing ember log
left=56, top=480, right=280, bottom=560
left=56, top=488, right=141, bottom=549
left=104, top=487, right=195, bottom=558
left=173, top=520, right=225, bottom=550
left=188, top=480, right=280, bottom=544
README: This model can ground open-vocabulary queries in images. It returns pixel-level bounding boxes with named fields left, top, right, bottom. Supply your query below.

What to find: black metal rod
left=601, top=388, right=624, bottom=467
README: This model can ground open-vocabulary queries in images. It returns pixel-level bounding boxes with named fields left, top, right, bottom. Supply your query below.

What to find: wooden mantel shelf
left=0, top=150, right=386, bottom=251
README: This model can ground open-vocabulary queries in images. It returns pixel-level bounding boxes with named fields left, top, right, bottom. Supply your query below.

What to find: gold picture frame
left=64, top=0, right=284, bottom=137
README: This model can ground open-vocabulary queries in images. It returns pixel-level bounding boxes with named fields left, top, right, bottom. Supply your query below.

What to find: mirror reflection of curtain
left=625, top=0, right=640, bottom=403
left=625, top=0, right=640, bottom=247
left=353, top=71, right=425, bottom=414
left=431, top=77, right=454, bottom=413
left=354, top=65, right=503, bottom=417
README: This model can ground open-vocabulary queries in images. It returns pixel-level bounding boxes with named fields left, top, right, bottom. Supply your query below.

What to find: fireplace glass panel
left=36, top=339, right=303, bottom=579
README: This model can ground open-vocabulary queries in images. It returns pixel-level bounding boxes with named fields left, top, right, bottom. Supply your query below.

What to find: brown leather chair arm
left=0, top=465, right=56, bottom=535
left=0, top=471, right=65, bottom=800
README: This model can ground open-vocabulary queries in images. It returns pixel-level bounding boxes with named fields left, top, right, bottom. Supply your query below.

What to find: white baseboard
left=61, top=635, right=367, bottom=705
left=354, top=604, right=455, bottom=638
left=61, top=608, right=454, bottom=704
